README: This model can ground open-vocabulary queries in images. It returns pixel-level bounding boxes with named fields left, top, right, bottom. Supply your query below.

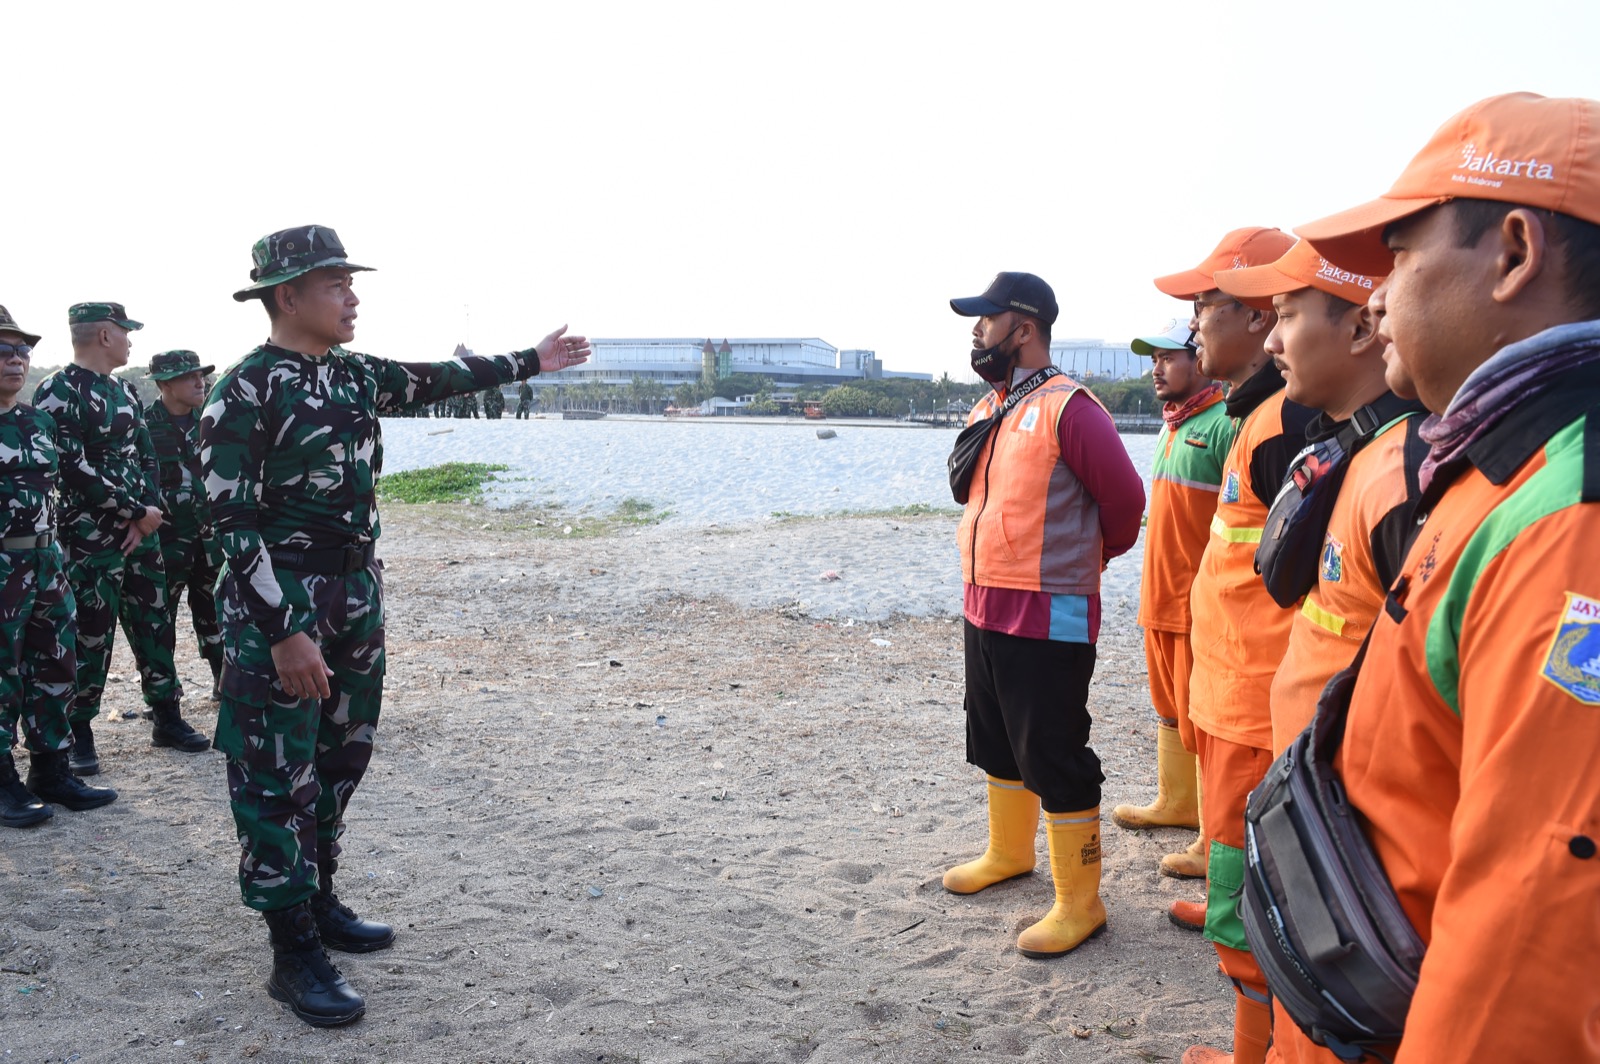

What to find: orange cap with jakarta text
left=1152, top=227, right=1298, bottom=300
left=1212, top=238, right=1385, bottom=311
left=1297, top=92, right=1600, bottom=275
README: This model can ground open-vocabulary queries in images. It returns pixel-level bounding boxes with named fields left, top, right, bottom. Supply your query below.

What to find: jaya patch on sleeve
left=1220, top=469, right=1241, bottom=504
left=1540, top=592, right=1600, bottom=706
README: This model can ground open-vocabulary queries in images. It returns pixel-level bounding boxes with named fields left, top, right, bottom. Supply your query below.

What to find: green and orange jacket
left=1137, top=388, right=1235, bottom=635
left=1273, top=330, right=1600, bottom=1064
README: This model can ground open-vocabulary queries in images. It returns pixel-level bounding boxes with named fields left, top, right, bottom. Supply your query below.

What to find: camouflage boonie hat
left=0, top=305, right=42, bottom=346
left=148, top=350, right=216, bottom=381
left=232, top=224, right=374, bottom=302
left=69, top=302, right=144, bottom=330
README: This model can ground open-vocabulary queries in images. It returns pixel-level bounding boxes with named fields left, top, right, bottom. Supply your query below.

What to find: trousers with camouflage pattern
left=66, top=534, right=180, bottom=721
left=129, top=520, right=223, bottom=675
left=214, top=562, right=385, bottom=911
left=0, top=547, right=77, bottom=754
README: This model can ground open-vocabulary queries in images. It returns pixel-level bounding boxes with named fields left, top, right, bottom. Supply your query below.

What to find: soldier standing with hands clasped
left=205, top=225, right=590, bottom=1027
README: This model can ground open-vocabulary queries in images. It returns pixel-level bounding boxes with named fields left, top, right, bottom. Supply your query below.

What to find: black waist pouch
left=948, top=414, right=999, bottom=504
left=1242, top=654, right=1426, bottom=1062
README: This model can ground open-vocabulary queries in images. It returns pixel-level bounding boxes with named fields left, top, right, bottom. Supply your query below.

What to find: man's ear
left=1492, top=207, right=1551, bottom=305
left=1245, top=306, right=1276, bottom=336
left=1348, top=302, right=1383, bottom=358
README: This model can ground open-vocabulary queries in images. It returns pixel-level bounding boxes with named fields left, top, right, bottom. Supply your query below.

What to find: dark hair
left=1034, top=316, right=1052, bottom=344
left=1322, top=291, right=1360, bottom=321
left=259, top=276, right=307, bottom=322
left=1449, top=199, right=1600, bottom=320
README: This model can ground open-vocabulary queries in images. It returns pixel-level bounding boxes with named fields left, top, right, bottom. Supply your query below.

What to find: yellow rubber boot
left=942, top=777, right=1039, bottom=895
left=1016, top=807, right=1107, bottom=958
left=1182, top=986, right=1272, bottom=1064
left=1111, top=723, right=1199, bottom=830
left=1160, top=763, right=1208, bottom=878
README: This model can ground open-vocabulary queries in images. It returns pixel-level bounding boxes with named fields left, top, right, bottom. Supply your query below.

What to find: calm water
left=379, top=417, right=1161, bottom=526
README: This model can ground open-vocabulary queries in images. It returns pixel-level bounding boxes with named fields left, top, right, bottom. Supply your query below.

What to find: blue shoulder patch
left=1541, top=592, right=1600, bottom=706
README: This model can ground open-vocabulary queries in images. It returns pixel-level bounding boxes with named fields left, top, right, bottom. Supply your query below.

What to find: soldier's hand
left=134, top=508, right=165, bottom=536
left=535, top=326, right=591, bottom=373
left=270, top=632, right=335, bottom=701
left=119, top=522, right=144, bottom=556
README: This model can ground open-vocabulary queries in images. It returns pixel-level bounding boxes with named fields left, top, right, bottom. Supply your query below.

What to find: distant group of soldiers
left=389, top=385, right=521, bottom=418
left=2, top=303, right=216, bottom=828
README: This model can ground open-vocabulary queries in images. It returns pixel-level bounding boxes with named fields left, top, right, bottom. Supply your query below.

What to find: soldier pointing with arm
left=204, top=225, right=589, bottom=1027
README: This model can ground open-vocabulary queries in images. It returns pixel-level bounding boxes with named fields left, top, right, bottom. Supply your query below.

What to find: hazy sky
left=8, top=1, right=1598, bottom=383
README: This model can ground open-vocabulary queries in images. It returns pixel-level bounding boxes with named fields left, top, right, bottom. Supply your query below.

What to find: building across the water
left=540, top=337, right=931, bottom=388
left=1050, top=339, right=1147, bottom=381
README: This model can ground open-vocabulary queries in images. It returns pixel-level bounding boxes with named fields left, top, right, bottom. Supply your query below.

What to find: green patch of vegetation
left=375, top=462, right=509, bottom=504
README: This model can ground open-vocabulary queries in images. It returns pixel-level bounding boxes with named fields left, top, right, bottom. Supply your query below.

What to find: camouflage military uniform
left=481, top=387, right=505, bottom=420
left=203, top=341, right=543, bottom=911
left=515, top=380, right=533, bottom=419
left=0, top=402, right=76, bottom=756
left=129, top=395, right=223, bottom=683
left=33, top=364, right=180, bottom=721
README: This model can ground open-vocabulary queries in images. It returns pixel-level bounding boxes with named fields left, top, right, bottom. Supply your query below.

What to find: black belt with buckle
left=267, top=543, right=376, bottom=575
left=0, top=532, right=55, bottom=551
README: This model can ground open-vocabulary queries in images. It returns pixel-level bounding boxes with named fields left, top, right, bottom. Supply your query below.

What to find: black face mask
left=969, top=324, right=1022, bottom=385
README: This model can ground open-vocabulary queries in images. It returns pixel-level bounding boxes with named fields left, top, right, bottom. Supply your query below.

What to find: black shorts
left=963, top=619, right=1103, bottom=813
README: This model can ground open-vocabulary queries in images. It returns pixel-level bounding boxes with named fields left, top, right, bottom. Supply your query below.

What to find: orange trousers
left=1195, top=726, right=1272, bottom=996
left=1142, top=627, right=1197, bottom=750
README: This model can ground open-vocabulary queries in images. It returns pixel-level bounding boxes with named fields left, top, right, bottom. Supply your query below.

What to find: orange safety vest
left=958, top=376, right=1106, bottom=594
left=1187, top=390, right=1300, bottom=750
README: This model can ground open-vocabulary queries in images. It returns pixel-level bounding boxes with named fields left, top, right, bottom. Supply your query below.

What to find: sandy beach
left=1, top=507, right=1234, bottom=1063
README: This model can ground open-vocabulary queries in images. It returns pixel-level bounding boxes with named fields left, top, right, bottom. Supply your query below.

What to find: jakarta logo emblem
left=1540, top=592, right=1600, bottom=706
left=1320, top=535, right=1344, bottom=583
left=1017, top=405, right=1040, bottom=433
left=1220, top=469, right=1241, bottom=504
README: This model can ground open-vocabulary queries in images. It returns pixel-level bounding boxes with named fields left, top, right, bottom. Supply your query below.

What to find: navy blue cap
left=950, top=272, right=1059, bottom=326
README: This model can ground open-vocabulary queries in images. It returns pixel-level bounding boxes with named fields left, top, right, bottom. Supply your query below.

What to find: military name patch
left=1220, top=469, right=1241, bottom=504
left=1540, top=592, right=1600, bottom=706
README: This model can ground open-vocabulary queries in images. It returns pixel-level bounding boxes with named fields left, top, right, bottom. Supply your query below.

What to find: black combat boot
left=308, top=858, right=396, bottom=953
left=149, top=700, right=211, bottom=753
left=68, top=720, right=100, bottom=776
left=1, top=750, right=53, bottom=828
left=262, top=903, right=367, bottom=1027
left=26, top=749, right=118, bottom=811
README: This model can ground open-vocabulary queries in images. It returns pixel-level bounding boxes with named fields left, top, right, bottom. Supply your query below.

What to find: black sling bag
left=1240, top=637, right=1424, bottom=1062
left=947, top=366, right=1061, bottom=504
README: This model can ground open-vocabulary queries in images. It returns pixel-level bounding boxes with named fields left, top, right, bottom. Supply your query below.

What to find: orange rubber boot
left=1016, top=807, right=1107, bottom=958
left=1168, top=898, right=1206, bottom=932
left=943, top=777, right=1039, bottom=895
left=1112, top=723, right=1200, bottom=830
left=1182, top=986, right=1272, bottom=1064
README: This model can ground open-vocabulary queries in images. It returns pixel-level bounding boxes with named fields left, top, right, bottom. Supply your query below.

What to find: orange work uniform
left=1185, top=362, right=1313, bottom=973
left=1140, top=388, right=1234, bottom=747
left=1267, top=406, right=1425, bottom=754
left=1272, top=377, right=1600, bottom=1063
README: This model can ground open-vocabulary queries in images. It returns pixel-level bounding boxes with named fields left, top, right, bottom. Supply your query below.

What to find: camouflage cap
left=0, top=304, right=43, bottom=346
left=232, top=224, right=374, bottom=302
left=148, top=350, right=216, bottom=381
left=69, top=302, right=144, bottom=330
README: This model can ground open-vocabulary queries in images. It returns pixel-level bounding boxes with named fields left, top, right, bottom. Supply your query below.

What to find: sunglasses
left=0, top=343, right=34, bottom=360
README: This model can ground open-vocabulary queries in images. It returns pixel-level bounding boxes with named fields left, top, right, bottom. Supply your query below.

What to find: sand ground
left=1, top=506, right=1233, bottom=1064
